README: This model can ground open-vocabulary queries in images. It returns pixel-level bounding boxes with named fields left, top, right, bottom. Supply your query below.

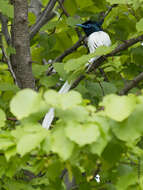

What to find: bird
left=42, top=20, right=111, bottom=129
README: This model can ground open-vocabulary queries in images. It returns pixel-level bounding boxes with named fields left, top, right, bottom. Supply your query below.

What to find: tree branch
left=100, top=4, right=118, bottom=24
left=0, top=31, right=18, bottom=84
left=118, top=72, right=143, bottom=95
left=30, top=0, right=57, bottom=40
left=0, top=14, right=11, bottom=45
left=54, top=36, right=86, bottom=62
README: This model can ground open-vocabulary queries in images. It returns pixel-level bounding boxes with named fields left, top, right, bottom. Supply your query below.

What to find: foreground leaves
left=1, top=0, right=143, bottom=189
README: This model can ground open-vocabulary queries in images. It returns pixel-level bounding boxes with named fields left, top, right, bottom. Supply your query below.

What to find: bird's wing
left=87, top=31, right=111, bottom=65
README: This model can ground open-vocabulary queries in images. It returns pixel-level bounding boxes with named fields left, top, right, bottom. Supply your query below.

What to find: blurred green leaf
left=100, top=94, right=136, bottom=121
left=10, top=89, right=45, bottom=119
left=136, top=18, right=143, bottom=32
left=65, top=122, right=100, bottom=146
left=51, top=126, right=74, bottom=160
left=44, top=90, right=82, bottom=109
left=17, top=125, right=48, bottom=156
left=0, top=0, right=14, bottom=18
left=0, top=109, right=6, bottom=128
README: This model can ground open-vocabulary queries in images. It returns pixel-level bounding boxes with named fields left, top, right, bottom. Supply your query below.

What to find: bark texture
left=11, top=0, right=35, bottom=89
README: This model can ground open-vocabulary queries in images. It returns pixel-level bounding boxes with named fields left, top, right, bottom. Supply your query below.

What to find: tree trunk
left=11, top=0, right=35, bottom=89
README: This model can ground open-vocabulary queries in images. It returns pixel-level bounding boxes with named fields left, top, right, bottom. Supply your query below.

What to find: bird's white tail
left=42, top=81, right=72, bottom=129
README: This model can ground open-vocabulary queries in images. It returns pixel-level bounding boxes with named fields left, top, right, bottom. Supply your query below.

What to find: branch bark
left=54, top=36, right=86, bottom=62
left=118, top=72, right=143, bottom=95
left=30, top=0, right=57, bottom=40
left=10, top=0, right=35, bottom=89
left=0, top=14, right=11, bottom=45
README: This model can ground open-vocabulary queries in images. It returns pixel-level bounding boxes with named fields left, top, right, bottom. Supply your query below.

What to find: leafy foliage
left=1, top=0, right=143, bottom=189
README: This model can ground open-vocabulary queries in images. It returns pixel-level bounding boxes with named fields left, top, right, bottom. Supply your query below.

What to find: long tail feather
left=42, top=81, right=72, bottom=129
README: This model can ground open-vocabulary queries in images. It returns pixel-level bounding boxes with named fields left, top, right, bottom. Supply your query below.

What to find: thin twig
left=0, top=14, right=11, bottom=45
left=54, top=36, right=86, bottom=62
left=100, top=4, right=118, bottom=24
left=99, top=68, right=109, bottom=82
left=57, top=0, right=69, bottom=17
left=0, top=33, right=18, bottom=85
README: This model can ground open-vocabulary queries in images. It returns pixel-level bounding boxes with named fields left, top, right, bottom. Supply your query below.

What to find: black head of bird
left=76, top=20, right=103, bottom=37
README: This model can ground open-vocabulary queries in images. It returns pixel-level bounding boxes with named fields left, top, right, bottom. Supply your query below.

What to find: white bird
left=42, top=20, right=111, bottom=129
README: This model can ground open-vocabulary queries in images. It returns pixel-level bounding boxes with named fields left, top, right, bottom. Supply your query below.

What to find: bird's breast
left=87, top=31, right=111, bottom=53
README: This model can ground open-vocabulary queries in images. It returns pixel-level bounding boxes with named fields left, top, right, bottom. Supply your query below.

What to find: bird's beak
left=76, top=24, right=88, bottom=28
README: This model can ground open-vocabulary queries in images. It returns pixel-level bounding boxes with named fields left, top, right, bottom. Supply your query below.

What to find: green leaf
left=116, top=168, right=138, bottom=190
left=86, top=81, right=117, bottom=98
left=28, top=12, right=36, bottom=25
left=66, top=17, right=82, bottom=27
left=51, top=126, right=74, bottom=160
left=57, top=105, right=89, bottom=122
left=76, top=0, right=94, bottom=8
left=61, top=91, right=82, bottom=109
left=32, top=64, right=49, bottom=78
left=10, top=89, right=45, bottom=119
left=64, top=54, right=94, bottom=73
left=111, top=120, right=141, bottom=142
left=112, top=104, right=143, bottom=142
left=5, top=146, right=16, bottom=161
left=64, top=0, right=77, bottom=15
left=39, top=75, right=59, bottom=88
left=106, top=0, right=133, bottom=4
left=0, top=109, right=6, bottom=128
left=0, top=138, right=15, bottom=151
left=102, top=140, right=124, bottom=167
left=54, top=62, right=67, bottom=79
left=100, top=94, right=136, bottom=121
left=65, top=122, right=100, bottom=146
left=44, top=90, right=82, bottom=109
left=136, top=18, right=143, bottom=32
left=40, top=21, right=59, bottom=31
left=95, top=44, right=116, bottom=55
left=17, top=127, right=48, bottom=156
left=0, top=83, right=19, bottom=92
left=6, top=46, right=16, bottom=56
left=0, top=0, right=14, bottom=18
left=90, top=137, right=108, bottom=156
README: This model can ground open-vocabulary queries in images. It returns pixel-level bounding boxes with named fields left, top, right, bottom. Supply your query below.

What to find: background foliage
left=1, top=0, right=143, bottom=189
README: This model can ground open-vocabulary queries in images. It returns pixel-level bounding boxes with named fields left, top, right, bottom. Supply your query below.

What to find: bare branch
left=57, top=0, right=69, bottom=17
left=30, top=0, right=57, bottom=40
left=100, top=4, right=118, bottom=24
left=0, top=14, right=11, bottom=45
left=54, top=36, right=86, bottom=62
left=0, top=33, right=18, bottom=85
left=119, top=72, right=143, bottom=95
